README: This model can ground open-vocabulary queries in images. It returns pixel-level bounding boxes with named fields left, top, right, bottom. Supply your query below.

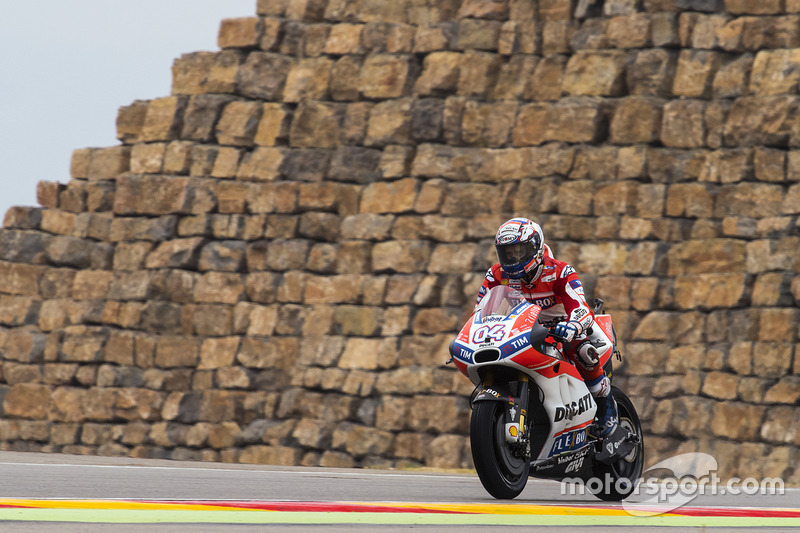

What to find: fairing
left=453, top=285, right=599, bottom=460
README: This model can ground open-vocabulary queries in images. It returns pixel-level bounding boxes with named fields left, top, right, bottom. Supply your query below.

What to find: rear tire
left=590, top=386, right=644, bottom=501
left=470, top=401, right=529, bottom=499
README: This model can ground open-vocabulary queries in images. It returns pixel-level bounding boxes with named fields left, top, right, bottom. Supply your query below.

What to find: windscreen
left=475, top=285, right=527, bottom=319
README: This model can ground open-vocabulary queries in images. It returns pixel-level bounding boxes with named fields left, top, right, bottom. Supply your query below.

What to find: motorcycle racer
left=476, top=217, right=621, bottom=439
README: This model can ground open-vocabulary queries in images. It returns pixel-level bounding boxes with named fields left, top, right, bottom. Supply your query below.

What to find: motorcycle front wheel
left=470, top=401, right=529, bottom=499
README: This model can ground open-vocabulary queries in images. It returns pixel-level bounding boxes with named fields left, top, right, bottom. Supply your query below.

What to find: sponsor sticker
left=549, top=426, right=589, bottom=456
left=530, top=295, right=556, bottom=309
left=568, top=278, right=585, bottom=296
left=560, top=265, right=576, bottom=278
left=554, top=393, right=594, bottom=422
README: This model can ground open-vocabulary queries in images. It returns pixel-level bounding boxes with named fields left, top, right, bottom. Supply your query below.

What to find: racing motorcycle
left=448, top=285, right=643, bottom=500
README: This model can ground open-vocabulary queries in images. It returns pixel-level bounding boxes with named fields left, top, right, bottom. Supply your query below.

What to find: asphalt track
left=0, top=451, right=797, bottom=532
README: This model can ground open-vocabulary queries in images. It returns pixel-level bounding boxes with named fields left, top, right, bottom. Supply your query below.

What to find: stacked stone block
left=0, top=0, right=798, bottom=481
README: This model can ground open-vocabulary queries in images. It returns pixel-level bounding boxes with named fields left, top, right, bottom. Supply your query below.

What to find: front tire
left=470, top=401, right=529, bottom=499
left=590, top=386, right=644, bottom=501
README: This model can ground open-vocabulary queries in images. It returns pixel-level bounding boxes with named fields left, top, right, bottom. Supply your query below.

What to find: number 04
left=472, top=324, right=506, bottom=344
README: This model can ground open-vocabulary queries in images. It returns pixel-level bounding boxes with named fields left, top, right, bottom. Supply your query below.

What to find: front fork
left=503, top=375, right=529, bottom=446
left=475, top=373, right=531, bottom=458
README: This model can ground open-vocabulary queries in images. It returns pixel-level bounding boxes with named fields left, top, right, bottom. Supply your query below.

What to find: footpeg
left=595, top=426, right=636, bottom=465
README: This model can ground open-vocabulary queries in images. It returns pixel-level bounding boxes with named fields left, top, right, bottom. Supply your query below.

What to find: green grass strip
left=0, top=509, right=798, bottom=527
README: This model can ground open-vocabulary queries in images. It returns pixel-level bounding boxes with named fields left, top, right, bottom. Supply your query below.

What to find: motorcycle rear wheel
left=590, top=386, right=644, bottom=501
left=470, top=401, right=529, bottom=499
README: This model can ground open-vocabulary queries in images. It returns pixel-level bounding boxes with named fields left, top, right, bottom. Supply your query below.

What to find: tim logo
left=568, top=279, right=585, bottom=296
left=454, top=345, right=473, bottom=362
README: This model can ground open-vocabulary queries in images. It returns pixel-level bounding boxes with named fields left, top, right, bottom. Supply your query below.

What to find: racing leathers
left=476, top=246, right=618, bottom=436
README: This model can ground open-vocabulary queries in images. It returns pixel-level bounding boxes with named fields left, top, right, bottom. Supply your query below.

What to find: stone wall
left=0, top=0, right=798, bottom=482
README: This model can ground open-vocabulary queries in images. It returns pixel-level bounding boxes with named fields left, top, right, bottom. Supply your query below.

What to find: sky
left=0, top=0, right=256, bottom=223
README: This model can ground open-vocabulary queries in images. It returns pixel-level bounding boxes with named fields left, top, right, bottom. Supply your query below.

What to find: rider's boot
left=593, top=390, right=619, bottom=437
left=587, top=375, right=618, bottom=437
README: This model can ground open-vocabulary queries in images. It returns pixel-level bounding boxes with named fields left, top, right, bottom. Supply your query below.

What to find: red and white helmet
left=494, top=218, right=545, bottom=282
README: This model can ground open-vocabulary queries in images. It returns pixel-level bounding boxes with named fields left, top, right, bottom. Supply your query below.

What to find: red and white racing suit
left=476, top=247, right=612, bottom=395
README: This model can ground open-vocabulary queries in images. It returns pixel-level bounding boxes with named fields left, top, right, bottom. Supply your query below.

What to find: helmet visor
left=496, top=241, right=536, bottom=269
